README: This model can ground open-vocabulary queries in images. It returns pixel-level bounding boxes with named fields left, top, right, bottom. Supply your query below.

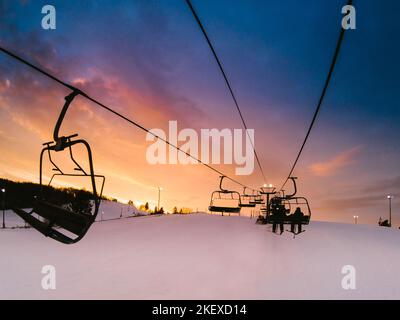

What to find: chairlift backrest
left=240, top=187, right=256, bottom=208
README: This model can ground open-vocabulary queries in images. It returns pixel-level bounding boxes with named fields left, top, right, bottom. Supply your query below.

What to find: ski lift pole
left=158, top=187, right=163, bottom=211
left=260, top=184, right=276, bottom=219
left=1, top=188, right=5, bottom=229
left=387, top=195, right=394, bottom=227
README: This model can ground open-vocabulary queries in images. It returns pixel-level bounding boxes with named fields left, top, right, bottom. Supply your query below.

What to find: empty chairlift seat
left=239, top=187, right=256, bottom=208
left=208, top=176, right=242, bottom=214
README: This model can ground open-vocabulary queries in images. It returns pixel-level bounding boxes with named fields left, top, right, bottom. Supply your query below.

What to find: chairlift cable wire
left=186, top=0, right=267, bottom=184
left=279, top=0, right=352, bottom=191
left=0, top=46, right=257, bottom=191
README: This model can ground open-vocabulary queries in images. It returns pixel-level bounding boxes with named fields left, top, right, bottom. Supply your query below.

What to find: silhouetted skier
left=291, top=207, right=304, bottom=234
left=272, top=204, right=286, bottom=235
left=380, top=219, right=390, bottom=227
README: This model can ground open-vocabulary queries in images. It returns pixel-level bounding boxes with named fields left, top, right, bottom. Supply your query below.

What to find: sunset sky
left=0, top=0, right=399, bottom=224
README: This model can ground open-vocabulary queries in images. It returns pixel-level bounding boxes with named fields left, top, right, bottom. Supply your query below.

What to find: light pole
left=260, top=184, right=276, bottom=221
left=387, top=195, right=393, bottom=227
left=353, top=215, right=358, bottom=224
left=158, top=187, right=163, bottom=212
left=1, top=188, right=5, bottom=229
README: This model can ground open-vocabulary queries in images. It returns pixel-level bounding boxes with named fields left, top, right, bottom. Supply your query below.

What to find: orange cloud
left=309, top=146, right=362, bottom=177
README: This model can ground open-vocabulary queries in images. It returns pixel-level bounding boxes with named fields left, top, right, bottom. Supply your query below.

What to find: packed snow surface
left=1, top=210, right=400, bottom=299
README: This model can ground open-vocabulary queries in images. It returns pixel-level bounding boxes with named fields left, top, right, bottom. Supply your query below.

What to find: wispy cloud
left=309, top=146, right=362, bottom=177
left=363, top=176, right=400, bottom=195
left=318, top=194, right=384, bottom=212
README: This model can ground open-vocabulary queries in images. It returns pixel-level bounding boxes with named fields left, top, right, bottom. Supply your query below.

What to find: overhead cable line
left=279, top=0, right=353, bottom=191
left=0, top=46, right=257, bottom=191
left=186, top=0, right=267, bottom=184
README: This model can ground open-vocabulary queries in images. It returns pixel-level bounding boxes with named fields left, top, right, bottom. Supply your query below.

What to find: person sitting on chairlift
left=272, top=203, right=287, bottom=235
left=290, top=207, right=304, bottom=234
left=379, top=218, right=390, bottom=227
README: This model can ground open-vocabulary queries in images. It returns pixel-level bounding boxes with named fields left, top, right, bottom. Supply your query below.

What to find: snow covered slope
left=95, top=200, right=149, bottom=221
left=0, top=213, right=399, bottom=299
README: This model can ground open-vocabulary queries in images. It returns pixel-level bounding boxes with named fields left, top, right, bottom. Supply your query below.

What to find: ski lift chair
left=248, top=190, right=263, bottom=205
left=266, top=197, right=311, bottom=225
left=239, top=187, right=256, bottom=208
left=209, top=176, right=241, bottom=214
left=12, top=91, right=105, bottom=244
left=265, top=177, right=311, bottom=228
left=254, top=194, right=264, bottom=205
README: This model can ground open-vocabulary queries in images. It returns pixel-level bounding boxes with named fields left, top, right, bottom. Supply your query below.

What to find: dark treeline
left=0, top=178, right=107, bottom=209
left=1, top=178, right=194, bottom=214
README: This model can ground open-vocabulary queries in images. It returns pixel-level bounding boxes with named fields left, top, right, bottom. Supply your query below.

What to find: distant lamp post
left=1, top=188, right=6, bottom=229
left=353, top=215, right=359, bottom=224
left=387, top=195, right=394, bottom=227
left=158, top=187, right=163, bottom=211
left=260, top=184, right=276, bottom=220
left=263, top=183, right=273, bottom=189
left=261, top=184, right=275, bottom=194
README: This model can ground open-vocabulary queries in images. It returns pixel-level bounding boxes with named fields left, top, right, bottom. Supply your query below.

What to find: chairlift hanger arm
left=285, top=177, right=297, bottom=198
left=53, top=90, right=81, bottom=143
left=219, top=175, right=228, bottom=192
